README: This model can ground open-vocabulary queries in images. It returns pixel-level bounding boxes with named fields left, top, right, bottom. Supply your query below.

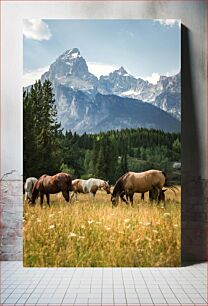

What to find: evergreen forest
left=24, top=80, right=181, bottom=184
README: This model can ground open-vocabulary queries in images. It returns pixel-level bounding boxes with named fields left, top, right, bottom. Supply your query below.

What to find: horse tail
left=162, top=172, right=178, bottom=194
left=162, top=171, right=166, bottom=178
left=67, top=174, right=73, bottom=191
left=31, top=181, right=40, bottom=203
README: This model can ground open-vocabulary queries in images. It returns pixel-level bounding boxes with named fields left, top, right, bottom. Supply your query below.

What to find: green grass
left=23, top=188, right=181, bottom=267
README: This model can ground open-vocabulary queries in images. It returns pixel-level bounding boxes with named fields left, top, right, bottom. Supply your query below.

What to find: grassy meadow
left=23, top=188, right=181, bottom=267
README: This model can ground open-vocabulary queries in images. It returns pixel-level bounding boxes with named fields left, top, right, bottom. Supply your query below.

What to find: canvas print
left=23, top=19, right=181, bottom=267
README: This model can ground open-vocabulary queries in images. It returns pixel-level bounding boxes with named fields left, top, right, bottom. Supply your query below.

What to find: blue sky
left=23, top=19, right=181, bottom=86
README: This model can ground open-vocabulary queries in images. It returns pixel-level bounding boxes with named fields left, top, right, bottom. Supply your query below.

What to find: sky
left=23, top=19, right=181, bottom=86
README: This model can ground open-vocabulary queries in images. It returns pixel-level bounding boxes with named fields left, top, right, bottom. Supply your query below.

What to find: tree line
left=24, top=80, right=181, bottom=183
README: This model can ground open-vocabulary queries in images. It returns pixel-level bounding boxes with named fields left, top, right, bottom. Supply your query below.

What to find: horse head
left=111, top=192, right=119, bottom=206
left=27, top=196, right=33, bottom=205
left=103, top=181, right=111, bottom=194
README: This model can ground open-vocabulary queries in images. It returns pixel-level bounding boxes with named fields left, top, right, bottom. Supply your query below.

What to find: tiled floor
left=0, top=261, right=207, bottom=305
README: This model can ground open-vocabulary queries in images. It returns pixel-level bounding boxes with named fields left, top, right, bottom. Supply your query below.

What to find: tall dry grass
left=23, top=188, right=181, bottom=267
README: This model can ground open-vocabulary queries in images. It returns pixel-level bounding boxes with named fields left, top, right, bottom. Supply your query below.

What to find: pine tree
left=23, top=80, right=62, bottom=179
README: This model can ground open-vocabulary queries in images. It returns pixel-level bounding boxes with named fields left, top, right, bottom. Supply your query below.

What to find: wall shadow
left=181, top=25, right=207, bottom=265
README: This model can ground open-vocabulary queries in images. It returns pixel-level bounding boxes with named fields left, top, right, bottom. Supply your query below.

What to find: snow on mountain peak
left=40, top=48, right=181, bottom=122
left=60, top=48, right=81, bottom=61
left=115, top=66, right=128, bottom=75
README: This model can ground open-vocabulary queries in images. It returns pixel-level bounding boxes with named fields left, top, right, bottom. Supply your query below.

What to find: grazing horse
left=24, top=177, right=38, bottom=203
left=71, top=178, right=111, bottom=200
left=111, top=170, right=166, bottom=206
left=31, top=172, right=73, bottom=207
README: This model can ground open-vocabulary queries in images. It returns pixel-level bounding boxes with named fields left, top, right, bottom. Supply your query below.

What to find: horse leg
left=158, top=189, right=166, bottom=207
left=70, top=191, right=74, bottom=201
left=141, top=193, right=145, bottom=201
left=46, top=194, right=50, bottom=207
left=149, top=190, right=154, bottom=203
left=129, top=193, right=134, bottom=206
left=40, top=193, right=44, bottom=208
left=90, top=192, right=96, bottom=198
left=154, top=187, right=161, bottom=205
left=62, top=190, right=70, bottom=203
left=120, top=192, right=128, bottom=204
left=149, top=187, right=158, bottom=204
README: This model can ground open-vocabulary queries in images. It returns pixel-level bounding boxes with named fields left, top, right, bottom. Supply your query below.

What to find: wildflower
left=81, top=225, right=85, bottom=229
left=88, top=220, right=94, bottom=225
left=49, top=225, right=55, bottom=229
left=69, top=232, right=77, bottom=237
left=124, top=218, right=130, bottom=223
left=37, top=219, right=41, bottom=223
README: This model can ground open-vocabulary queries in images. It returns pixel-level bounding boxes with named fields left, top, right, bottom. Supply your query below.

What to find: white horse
left=24, top=177, right=38, bottom=203
left=71, top=178, right=111, bottom=200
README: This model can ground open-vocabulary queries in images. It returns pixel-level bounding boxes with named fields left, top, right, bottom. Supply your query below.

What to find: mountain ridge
left=38, top=48, right=181, bottom=133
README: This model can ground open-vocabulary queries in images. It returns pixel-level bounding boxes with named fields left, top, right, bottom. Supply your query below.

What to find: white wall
left=1, top=1, right=207, bottom=178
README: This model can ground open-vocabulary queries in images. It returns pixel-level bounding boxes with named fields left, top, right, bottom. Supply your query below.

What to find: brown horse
left=31, top=172, right=73, bottom=207
left=111, top=170, right=167, bottom=206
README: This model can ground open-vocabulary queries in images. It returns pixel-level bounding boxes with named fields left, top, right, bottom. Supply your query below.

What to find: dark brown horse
left=31, top=172, right=73, bottom=207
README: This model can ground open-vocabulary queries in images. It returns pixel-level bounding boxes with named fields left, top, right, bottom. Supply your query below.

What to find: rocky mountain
left=55, top=89, right=180, bottom=134
left=39, top=48, right=181, bottom=133
left=41, top=48, right=98, bottom=92
left=98, top=67, right=181, bottom=120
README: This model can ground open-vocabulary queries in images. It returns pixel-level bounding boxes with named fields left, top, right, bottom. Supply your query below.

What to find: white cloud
left=87, top=62, right=118, bottom=77
left=154, top=19, right=181, bottom=27
left=23, top=66, right=49, bottom=87
left=142, top=72, right=160, bottom=84
left=23, top=19, right=52, bottom=41
left=142, top=69, right=180, bottom=84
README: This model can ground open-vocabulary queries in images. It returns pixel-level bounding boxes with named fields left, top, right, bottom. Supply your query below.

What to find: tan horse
left=71, top=178, right=111, bottom=200
left=31, top=172, right=73, bottom=207
left=111, top=170, right=166, bottom=206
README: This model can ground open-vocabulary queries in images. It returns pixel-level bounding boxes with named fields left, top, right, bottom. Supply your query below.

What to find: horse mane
left=112, top=172, right=129, bottom=197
